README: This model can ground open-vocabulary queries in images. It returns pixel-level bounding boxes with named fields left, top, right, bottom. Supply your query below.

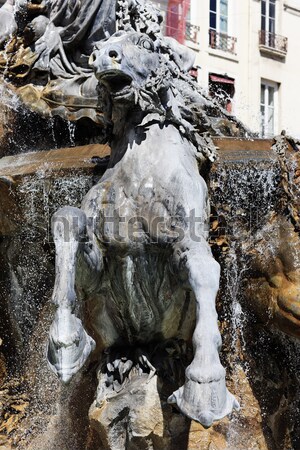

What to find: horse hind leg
left=47, top=206, right=100, bottom=383
left=168, top=241, right=239, bottom=427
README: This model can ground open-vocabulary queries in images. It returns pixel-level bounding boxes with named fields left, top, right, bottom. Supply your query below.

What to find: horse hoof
left=198, top=411, right=214, bottom=428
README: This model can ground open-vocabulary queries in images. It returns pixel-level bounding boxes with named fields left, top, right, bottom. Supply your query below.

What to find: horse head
left=89, top=30, right=195, bottom=106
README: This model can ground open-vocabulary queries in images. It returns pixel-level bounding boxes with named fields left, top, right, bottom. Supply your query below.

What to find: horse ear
left=161, top=36, right=196, bottom=72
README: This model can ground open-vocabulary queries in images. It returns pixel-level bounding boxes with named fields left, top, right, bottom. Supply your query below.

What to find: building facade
left=153, top=0, right=300, bottom=138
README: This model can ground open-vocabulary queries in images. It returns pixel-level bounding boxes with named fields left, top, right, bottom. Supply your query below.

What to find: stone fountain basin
left=0, top=137, right=299, bottom=339
left=0, top=143, right=110, bottom=236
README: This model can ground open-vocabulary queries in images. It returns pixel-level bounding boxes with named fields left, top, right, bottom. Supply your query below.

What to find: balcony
left=185, top=22, right=200, bottom=45
left=161, top=18, right=200, bottom=46
left=209, top=29, right=237, bottom=55
left=259, top=30, right=288, bottom=58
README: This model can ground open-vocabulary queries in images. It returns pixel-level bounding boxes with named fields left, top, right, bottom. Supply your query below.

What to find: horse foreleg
left=168, top=241, right=239, bottom=427
left=47, top=206, right=102, bottom=383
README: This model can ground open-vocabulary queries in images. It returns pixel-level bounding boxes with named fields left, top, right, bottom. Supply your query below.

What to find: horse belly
left=89, top=253, right=195, bottom=347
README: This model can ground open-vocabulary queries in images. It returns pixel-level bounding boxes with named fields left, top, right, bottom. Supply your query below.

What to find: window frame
left=210, top=0, right=229, bottom=35
left=261, top=0, right=276, bottom=34
left=260, top=80, right=278, bottom=137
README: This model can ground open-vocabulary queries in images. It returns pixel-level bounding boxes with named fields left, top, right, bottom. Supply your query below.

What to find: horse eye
left=140, top=39, right=153, bottom=50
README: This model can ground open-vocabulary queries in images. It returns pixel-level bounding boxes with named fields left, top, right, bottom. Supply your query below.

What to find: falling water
left=0, top=159, right=101, bottom=448
left=0, top=82, right=19, bottom=112
left=209, top=150, right=291, bottom=448
left=67, top=121, right=76, bottom=147
left=210, top=153, right=281, bottom=334
left=16, top=170, right=95, bottom=237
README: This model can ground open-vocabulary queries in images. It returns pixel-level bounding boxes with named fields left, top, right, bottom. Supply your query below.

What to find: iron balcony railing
left=160, top=20, right=200, bottom=45
left=209, top=29, right=237, bottom=54
left=185, top=22, right=200, bottom=44
left=259, top=30, right=288, bottom=54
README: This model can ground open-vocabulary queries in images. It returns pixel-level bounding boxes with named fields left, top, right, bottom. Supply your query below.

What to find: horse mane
left=111, top=0, right=253, bottom=163
left=100, top=35, right=251, bottom=164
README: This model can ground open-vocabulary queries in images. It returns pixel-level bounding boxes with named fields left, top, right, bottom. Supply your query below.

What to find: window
left=209, top=73, right=235, bottom=113
left=261, top=0, right=276, bottom=48
left=210, top=0, right=228, bottom=34
left=259, top=0, right=287, bottom=54
left=209, top=0, right=237, bottom=53
left=260, top=81, right=278, bottom=137
left=261, top=0, right=276, bottom=34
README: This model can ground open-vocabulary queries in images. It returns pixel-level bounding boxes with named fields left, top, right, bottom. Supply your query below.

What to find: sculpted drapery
left=0, top=0, right=116, bottom=121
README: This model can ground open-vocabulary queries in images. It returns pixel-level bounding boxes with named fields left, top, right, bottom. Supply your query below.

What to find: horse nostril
left=109, top=50, right=119, bottom=59
left=88, top=52, right=96, bottom=66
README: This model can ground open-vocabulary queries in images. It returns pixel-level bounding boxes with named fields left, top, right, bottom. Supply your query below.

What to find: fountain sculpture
left=48, top=27, right=241, bottom=427
left=0, top=0, right=299, bottom=449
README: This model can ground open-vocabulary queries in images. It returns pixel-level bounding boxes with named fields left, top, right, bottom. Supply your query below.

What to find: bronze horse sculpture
left=47, top=28, right=240, bottom=428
